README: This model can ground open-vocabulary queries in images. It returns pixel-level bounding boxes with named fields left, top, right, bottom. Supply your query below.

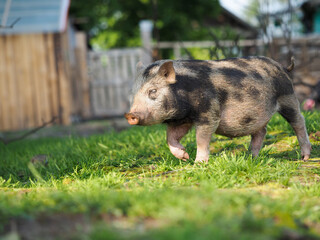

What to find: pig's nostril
left=129, top=116, right=139, bottom=125
left=124, top=113, right=139, bottom=125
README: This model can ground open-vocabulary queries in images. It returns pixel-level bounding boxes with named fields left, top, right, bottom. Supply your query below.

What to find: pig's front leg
left=195, top=122, right=219, bottom=163
left=167, top=123, right=193, bottom=161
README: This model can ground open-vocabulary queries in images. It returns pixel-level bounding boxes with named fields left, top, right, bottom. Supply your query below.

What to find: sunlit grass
left=0, top=111, right=320, bottom=239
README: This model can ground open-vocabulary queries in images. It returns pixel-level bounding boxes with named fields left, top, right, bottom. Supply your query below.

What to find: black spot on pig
left=279, top=106, right=296, bottom=123
left=271, top=96, right=278, bottom=106
left=240, top=116, right=254, bottom=126
left=174, top=61, right=215, bottom=94
left=258, top=56, right=274, bottom=66
left=272, top=73, right=294, bottom=98
left=143, top=62, right=160, bottom=78
left=169, top=61, right=216, bottom=124
left=216, top=88, right=228, bottom=105
left=164, top=117, right=193, bottom=126
left=196, top=116, right=210, bottom=125
left=175, top=75, right=205, bottom=92
left=251, top=71, right=264, bottom=81
left=275, top=64, right=282, bottom=72
left=220, top=68, right=247, bottom=87
left=259, top=57, right=283, bottom=73
left=234, top=92, right=243, bottom=102
left=163, top=97, right=170, bottom=112
left=183, top=61, right=213, bottom=82
left=218, top=58, right=250, bottom=67
left=247, top=86, right=260, bottom=99
left=234, top=59, right=250, bottom=68
left=263, top=67, right=271, bottom=75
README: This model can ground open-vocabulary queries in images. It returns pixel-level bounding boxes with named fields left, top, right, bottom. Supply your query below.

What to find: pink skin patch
left=301, top=143, right=312, bottom=161
left=194, top=152, right=209, bottom=163
left=168, top=143, right=190, bottom=160
left=167, top=123, right=193, bottom=161
left=303, top=99, right=315, bottom=111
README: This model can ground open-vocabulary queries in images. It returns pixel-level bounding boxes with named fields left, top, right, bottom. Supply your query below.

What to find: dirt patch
left=2, top=214, right=90, bottom=240
left=1, top=213, right=164, bottom=240
left=0, top=118, right=130, bottom=140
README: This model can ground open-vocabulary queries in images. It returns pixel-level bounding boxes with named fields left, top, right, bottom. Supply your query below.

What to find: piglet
left=125, top=57, right=311, bottom=163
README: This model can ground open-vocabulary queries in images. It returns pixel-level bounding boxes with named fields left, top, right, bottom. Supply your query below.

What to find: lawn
left=1, top=111, right=320, bottom=240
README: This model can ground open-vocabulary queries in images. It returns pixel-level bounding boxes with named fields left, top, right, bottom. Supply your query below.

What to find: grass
left=0, top=111, right=320, bottom=239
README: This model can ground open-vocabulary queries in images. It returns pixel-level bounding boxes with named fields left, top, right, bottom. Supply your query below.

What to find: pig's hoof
left=302, top=154, right=310, bottom=161
left=194, top=159, right=208, bottom=164
left=182, top=152, right=190, bottom=160
left=170, top=148, right=189, bottom=161
left=179, top=151, right=190, bottom=161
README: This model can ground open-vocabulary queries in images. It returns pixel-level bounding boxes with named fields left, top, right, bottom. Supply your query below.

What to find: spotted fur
left=126, top=56, right=311, bottom=162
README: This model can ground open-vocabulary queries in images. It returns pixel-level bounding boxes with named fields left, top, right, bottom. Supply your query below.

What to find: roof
left=205, top=7, right=259, bottom=38
left=221, top=7, right=259, bottom=36
left=0, top=0, right=70, bottom=35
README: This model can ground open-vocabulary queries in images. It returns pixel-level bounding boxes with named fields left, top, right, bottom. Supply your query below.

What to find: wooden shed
left=0, top=0, right=90, bottom=131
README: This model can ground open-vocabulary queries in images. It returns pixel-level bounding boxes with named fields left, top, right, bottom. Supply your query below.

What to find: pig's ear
left=158, top=61, right=176, bottom=84
left=136, top=61, right=145, bottom=72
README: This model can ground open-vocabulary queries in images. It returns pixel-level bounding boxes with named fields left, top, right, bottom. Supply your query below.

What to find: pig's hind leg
left=277, top=96, right=311, bottom=160
left=250, top=126, right=267, bottom=157
left=167, top=123, right=193, bottom=161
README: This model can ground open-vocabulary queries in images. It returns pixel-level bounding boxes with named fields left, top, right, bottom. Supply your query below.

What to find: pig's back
left=208, top=57, right=294, bottom=137
left=173, top=57, right=294, bottom=137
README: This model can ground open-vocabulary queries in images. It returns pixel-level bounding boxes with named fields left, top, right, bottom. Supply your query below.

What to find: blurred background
left=0, top=0, right=319, bottom=132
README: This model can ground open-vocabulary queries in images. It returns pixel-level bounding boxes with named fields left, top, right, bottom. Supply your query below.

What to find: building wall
left=315, top=8, right=320, bottom=33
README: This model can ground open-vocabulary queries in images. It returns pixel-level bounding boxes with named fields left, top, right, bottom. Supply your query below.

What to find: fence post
left=173, top=43, right=181, bottom=59
left=139, top=20, right=153, bottom=65
left=75, top=32, right=91, bottom=118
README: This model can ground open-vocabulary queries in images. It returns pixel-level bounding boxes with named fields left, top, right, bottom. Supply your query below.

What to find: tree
left=69, top=0, right=221, bottom=49
left=245, top=0, right=302, bottom=59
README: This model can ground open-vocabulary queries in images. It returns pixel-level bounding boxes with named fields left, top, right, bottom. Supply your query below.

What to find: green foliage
left=0, top=111, right=320, bottom=239
left=183, top=26, right=242, bottom=60
left=69, top=0, right=221, bottom=49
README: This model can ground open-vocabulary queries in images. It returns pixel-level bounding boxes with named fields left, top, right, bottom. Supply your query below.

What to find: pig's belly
left=215, top=105, right=274, bottom=138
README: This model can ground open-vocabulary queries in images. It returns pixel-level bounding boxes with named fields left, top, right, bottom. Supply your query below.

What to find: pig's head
left=125, top=61, right=177, bottom=126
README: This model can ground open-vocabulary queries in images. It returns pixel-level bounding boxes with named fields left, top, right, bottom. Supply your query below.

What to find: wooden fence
left=1, top=32, right=318, bottom=131
left=0, top=33, right=69, bottom=131
left=88, top=48, right=142, bottom=117
left=0, top=30, right=90, bottom=131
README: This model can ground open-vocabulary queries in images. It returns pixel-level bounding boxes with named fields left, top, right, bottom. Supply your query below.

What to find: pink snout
left=124, top=112, right=140, bottom=125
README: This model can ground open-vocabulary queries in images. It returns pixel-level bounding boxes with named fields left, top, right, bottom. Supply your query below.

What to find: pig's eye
left=150, top=89, right=157, bottom=94
left=148, top=89, right=157, bottom=100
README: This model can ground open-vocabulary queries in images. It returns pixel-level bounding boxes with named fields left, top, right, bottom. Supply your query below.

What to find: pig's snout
left=124, top=112, right=140, bottom=125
